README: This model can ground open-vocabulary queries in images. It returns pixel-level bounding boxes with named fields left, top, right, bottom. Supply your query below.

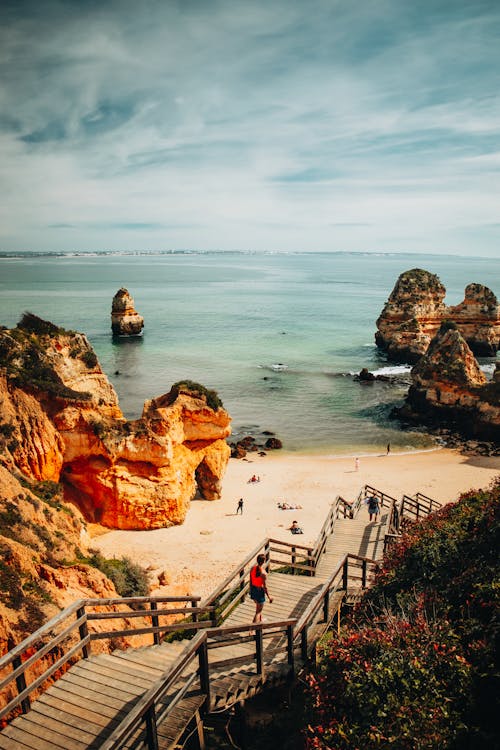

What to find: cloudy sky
left=0, top=0, right=499, bottom=255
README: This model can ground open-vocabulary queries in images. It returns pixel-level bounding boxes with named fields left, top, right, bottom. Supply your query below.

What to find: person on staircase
left=250, top=553, right=273, bottom=624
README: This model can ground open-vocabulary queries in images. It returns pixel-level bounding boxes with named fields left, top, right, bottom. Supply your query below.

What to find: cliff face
left=0, top=462, right=155, bottom=712
left=111, top=288, right=144, bottom=336
left=400, top=324, right=500, bottom=442
left=376, top=269, right=500, bottom=362
left=0, top=314, right=231, bottom=530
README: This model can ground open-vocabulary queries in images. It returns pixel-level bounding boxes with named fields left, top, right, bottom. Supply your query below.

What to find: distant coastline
left=0, top=249, right=497, bottom=260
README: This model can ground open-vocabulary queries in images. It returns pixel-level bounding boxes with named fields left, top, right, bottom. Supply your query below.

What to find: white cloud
left=0, top=0, right=498, bottom=255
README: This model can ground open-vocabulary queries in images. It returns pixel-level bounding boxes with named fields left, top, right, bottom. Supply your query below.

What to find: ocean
left=0, top=251, right=498, bottom=454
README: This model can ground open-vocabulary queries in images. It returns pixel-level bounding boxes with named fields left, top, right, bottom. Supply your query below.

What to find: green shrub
left=0, top=547, right=24, bottom=610
left=87, top=552, right=150, bottom=597
left=307, top=480, right=500, bottom=750
left=18, top=311, right=64, bottom=336
left=81, top=350, right=98, bottom=369
left=168, top=380, right=223, bottom=411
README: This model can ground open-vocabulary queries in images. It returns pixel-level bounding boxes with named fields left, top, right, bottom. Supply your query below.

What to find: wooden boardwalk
left=0, top=486, right=431, bottom=750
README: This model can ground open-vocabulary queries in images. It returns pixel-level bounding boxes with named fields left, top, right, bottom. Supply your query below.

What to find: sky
left=0, top=0, right=499, bottom=256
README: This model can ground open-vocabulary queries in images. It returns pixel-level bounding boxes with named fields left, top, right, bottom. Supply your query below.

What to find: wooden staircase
left=0, top=485, right=440, bottom=749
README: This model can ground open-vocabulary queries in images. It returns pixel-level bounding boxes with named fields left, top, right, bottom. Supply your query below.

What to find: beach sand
left=91, top=448, right=500, bottom=600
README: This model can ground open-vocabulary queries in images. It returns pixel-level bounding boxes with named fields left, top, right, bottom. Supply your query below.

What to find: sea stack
left=111, top=288, right=144, bottom=336
left=375, top=269, right=500, bottom=362
left=399, top=322, right=500, bottom=442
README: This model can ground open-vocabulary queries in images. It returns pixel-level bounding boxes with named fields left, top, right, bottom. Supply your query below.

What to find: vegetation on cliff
left=0, top=313, right=92, bottom=401
left=0, top=470, right=151, bottom=646
left=168, top=380, right=223, bottom=411
left=306, top=481, right=500, bottom=749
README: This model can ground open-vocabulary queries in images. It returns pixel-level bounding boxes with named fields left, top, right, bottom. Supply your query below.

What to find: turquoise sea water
left=0, top=252, right=498, bottom=454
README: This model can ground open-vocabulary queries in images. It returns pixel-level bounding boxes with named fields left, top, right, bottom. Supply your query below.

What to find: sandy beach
left=91, top=448, right=500, bottom=600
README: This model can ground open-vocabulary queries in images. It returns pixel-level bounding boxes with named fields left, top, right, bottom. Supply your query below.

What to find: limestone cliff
left=399, top=323, right=500, bottom=442
left=0, top=462, right=154, bottom=713
left=376, top=269, right=500, bottom=362
left=0, top=313, right=231, bottom=531
left=111, top=288, right=144, bottom=336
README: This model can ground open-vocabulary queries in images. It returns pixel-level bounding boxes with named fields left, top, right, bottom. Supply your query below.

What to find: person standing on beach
left=250, top=554, right=273, bottom=624
left=355, top=457, right=359, bottom=471
left=236, top=498, right=244, bottom=514
left=387, top=443, right=391, bottom=455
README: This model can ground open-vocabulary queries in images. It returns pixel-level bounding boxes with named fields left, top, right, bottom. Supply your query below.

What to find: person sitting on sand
left=289, top=520, right=304, bottom=534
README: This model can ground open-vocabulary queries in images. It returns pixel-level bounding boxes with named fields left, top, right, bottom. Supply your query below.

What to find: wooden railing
left=294, top=553, right=379, bottom=660
left=402, top=493, right=442, bottom=521
left=99, top=619, right=297, bottom=750
left=384, top=492, right=442, bottom=552
left=1, top=482, right=437, bottom=736
left=350, top=484, right=398, bottom=519
left=310, top=495, right=353, bottom=563
left=0, top=595, right=206, bottom=722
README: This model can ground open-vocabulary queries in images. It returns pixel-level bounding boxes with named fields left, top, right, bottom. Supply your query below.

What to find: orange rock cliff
left=375, top=269, right=500, bottom=362
left=0, top=313, right=231, bottom=531
left=398, top=322, right=500, bottom=442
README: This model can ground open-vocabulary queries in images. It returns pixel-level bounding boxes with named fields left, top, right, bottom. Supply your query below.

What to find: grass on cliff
left=83, top=551, right=150, bottom=598
left=0, top=312, right=93, bottom=400
left=168, top=380, right=223, bottom=411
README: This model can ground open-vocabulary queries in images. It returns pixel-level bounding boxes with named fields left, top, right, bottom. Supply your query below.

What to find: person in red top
left=250, top=554, right=273, bottom=624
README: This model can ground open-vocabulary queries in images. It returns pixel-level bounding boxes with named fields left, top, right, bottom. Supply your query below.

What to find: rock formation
left=398, top=322, right=500, bottom=442
left=111, top=288, right=144, bottom=336
left=376, top=269, right=500, bottom=362
left=0, top=462, right=156, bottom=714
left=0, top=313, right=231, bottom=531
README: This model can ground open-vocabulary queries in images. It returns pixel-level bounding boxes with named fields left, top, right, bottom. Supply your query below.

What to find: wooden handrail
left=0, top=481, right=437, bottom=729
left=99, top=631, right=208, bottom=750
left=294, top=553, right=378, bottom=642
left=100, top=619, right=298, bottom=750
left=0, top=595, right=204, bottom=721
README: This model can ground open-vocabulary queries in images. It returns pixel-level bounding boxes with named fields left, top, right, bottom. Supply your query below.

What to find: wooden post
left=77, top=605, right=91, bottom=658
left=287, top=625, right=294, bottom=674
left=362, top=560, right=367, bottom=589
left=239, top=567, right=246, bottom=600
left=337, top=603, right=341, bottom=635
left=301, top=626, right=308, bottom=663
left=150, top=600, right=161, bottom=645
left=12, top=655, right=30, bottom=715
left=191, top=598, right=199, bottom=623
left=342, top=558, right=348, bottom=590
left=323, top=590, right=330, bottom=623
left=264, top=541, right=270, bottom=570
left=194, top=709, right=206, bottom=750
left=145, top=704, right=159, bottom=750
left=255, top=628, right=263, bottom=675
left=291, top=546, right=296, bottom=575
left=198, top=639, right=211, bottom=712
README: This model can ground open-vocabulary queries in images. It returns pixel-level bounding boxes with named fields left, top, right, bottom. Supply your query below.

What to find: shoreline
left=91, top=447, right=500, bottom=601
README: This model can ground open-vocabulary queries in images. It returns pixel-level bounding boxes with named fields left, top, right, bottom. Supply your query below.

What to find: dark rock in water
left=357, top=368, right=376, bottom=382
left=265, top=437, right=282, bottom=450
left=111, top=288, right=144, bottom=336
left=229, top=429, right=283, bottom=457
